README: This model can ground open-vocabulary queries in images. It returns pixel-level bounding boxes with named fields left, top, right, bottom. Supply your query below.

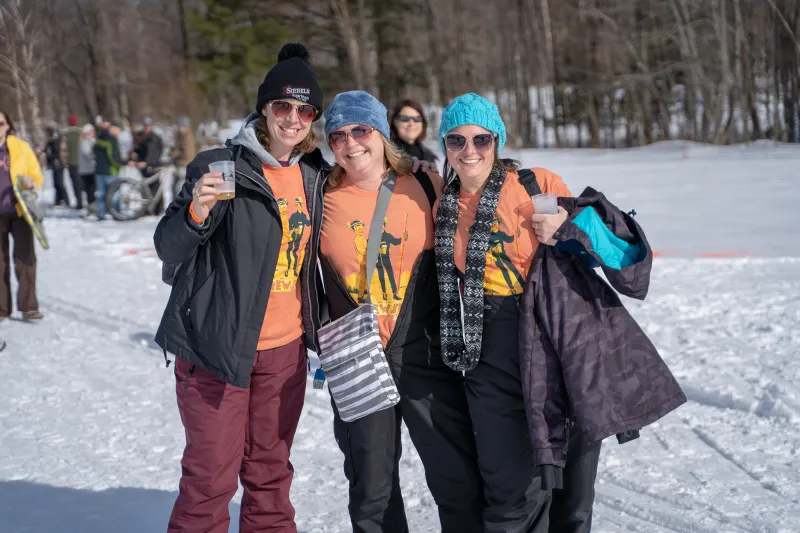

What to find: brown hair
left=0, top=110, right=17, bottom=137
left=327, top=136, right=413, bottom=190
left=255, top=113, right=317, bottom=156
left=389, top=99, right=428, bottom=144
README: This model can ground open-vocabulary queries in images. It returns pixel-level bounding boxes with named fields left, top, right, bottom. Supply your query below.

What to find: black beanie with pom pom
left=255, top=43, right=323, bottom=120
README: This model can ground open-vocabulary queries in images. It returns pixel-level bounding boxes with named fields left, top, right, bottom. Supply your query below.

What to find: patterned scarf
left=435, top=164, right=508, bottom=371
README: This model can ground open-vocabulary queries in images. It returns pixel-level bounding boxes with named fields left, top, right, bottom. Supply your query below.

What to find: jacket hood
left=230, top=113, right=303, bottom=168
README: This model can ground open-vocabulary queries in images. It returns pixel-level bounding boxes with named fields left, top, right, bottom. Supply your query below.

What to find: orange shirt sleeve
left=532, top=167, right=572, bottom=197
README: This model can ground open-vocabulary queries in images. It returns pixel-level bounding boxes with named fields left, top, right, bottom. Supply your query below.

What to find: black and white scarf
left=435, top=164, right=508, bottom=371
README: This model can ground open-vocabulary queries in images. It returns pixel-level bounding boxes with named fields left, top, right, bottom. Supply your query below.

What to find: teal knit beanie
left=438, top=93, right=506, bottom=155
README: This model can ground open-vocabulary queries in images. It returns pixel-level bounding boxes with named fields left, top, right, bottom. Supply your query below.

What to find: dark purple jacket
left=519, top=187, right=686, bottom=480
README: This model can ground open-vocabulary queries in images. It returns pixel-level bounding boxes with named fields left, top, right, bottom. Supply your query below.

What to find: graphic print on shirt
left=345, top=215, right=410, bottom=308
left=448, top=169, right=573, bottom=298
left=466, top=213, right=526, bottom=296
left=321, top=174, right=436, bottom=346
left=272, top=196, right=310, bottom=291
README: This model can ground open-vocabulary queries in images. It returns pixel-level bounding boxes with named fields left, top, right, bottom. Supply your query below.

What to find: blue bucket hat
left=438, top=93, right=506, bottom=155
left=323, top=91, right=391, bottom=147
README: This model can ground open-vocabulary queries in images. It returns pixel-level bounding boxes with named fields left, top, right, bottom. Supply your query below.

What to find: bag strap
left=518, top=169, right=542, bottom=196
left=412, top=169, right=437, bottom=208
left=364, top=172, right=397, bottom=304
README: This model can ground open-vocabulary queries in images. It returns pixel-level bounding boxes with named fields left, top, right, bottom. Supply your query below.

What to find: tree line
left=2, top=0, right=798, bottom=148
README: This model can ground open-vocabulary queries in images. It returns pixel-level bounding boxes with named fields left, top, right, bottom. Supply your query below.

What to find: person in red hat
left=65, top=114, right=84, bottom=209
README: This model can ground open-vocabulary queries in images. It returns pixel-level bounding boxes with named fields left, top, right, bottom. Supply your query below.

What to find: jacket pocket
left=188, top=270, right=216, bottom=332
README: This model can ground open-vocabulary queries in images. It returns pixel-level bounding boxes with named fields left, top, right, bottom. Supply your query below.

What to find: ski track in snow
left=2, top=144, right=800, bottom=532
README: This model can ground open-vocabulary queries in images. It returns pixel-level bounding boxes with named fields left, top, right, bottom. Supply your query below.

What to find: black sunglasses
left=395, top=115, right=423, bottom=123
left=443, top=133, right=496, bottom=153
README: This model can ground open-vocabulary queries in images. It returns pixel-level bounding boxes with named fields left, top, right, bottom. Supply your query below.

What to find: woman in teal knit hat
left=419, top=92, right=603, bottom=532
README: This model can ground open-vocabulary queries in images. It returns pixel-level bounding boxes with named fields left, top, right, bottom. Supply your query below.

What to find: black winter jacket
left=94, top=130, right=122, bottom=176
left=154, top=145, right=330, bottom=388
left=518, top=188, right=686, bottom=480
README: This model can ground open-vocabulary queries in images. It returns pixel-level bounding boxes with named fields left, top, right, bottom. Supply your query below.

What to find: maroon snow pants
left=167, top=337, right=307, bottom=533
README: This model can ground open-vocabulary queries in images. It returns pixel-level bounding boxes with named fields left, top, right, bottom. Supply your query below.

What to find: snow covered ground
left=2, top=142, right=799, bottom=532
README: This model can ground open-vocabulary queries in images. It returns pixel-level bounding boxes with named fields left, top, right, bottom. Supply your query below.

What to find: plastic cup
left=209, top=161, right=235, bottom=200
left=532, top=192, right=558, bottom=215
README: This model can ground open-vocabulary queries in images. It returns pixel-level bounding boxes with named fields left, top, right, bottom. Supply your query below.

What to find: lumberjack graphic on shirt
left=346, top=215, right=409, bottom=306
left=488, top=216, right=525, bottom=294
left=286, top=197, right=311, bottom=277
left=277, top=199, right=292, bottom=245
left=271, top=196, right=310, bottom=292
left=467, top=216, right=525, bottom=295
left=347, top=220, right=369, bottom=303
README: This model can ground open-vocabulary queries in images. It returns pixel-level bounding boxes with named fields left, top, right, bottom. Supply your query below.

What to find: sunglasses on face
left=444, top=133, right=496, bottom=153
left=269, top=100, right=317, bottom=122
left=328, top=125, right=375, bottom=149
left=395, top=115, right=423, bottom=123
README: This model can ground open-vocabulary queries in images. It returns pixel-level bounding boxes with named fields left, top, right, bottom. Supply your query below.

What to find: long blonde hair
left=327, top=136, right=413, bottom=190
left=255, top=114, right=317, bottom=155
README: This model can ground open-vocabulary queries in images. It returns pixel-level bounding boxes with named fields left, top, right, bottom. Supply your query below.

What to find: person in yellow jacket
left=0, top=110, right=44, bottom=321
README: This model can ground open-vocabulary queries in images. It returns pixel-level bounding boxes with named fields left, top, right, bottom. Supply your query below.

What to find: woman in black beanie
left=155, top=43, right=329, bottom=533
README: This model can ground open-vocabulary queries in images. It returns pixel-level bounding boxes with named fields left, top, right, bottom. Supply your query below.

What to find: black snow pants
left=331, top=338, right=484, bottom=533
left=465, top=296, right=602, bottom=533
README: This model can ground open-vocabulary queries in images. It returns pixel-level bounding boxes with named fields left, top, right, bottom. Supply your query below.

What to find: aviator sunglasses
left=444, top=133, right=497, bottom=153
left=269, top=100, right=317, bottom=122
left=328, top=125, right=375, bottom=149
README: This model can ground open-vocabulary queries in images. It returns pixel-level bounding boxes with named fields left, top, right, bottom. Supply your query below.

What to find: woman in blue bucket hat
left=315, top=90, right=483, bottom=533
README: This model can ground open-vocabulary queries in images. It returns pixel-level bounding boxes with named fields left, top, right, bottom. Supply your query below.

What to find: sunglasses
left=395, top=115, right=423, bottom=123
left=269, top=100, right=317, bottom=122
left=328, top=126, right=375, bottom=149
left=444, top=133, right=496, bottom=153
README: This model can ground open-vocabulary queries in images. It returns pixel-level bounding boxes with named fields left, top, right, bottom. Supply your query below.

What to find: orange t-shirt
left=321, top=174, right=438, bottom=347
left=436, top=168, right=571, bottom=296
left=258, top=163, right=312, bottom=350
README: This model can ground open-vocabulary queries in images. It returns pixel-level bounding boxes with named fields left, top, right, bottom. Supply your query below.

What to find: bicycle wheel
left=107, top=178, right=151, bottom=221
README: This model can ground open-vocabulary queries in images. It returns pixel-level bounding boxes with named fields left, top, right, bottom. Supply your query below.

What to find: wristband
left=189, top=202, right=205, bottom=224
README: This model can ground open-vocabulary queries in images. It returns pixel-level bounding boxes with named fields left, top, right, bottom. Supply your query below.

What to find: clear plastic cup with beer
left=209, top=161, right=235, bottom=200
left=532, top=192, right=558, bottom=214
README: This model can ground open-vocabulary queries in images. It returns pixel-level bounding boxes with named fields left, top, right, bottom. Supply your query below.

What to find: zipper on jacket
left=233, top=159, right=284, bottom=359
left=235, top=168, right=275, bottom=202
left=301, top=167, right=323, bottom=350
left=185, top=307, right=192, bottom=331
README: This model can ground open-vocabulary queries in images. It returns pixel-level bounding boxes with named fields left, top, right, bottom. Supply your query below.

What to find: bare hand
left=531, top=206, right=569, bottom=246
left=137, top=161, right=147, bottom=169
left=191, top=172, right=224, bottom=221
left=19, top=176, right=36, bottom=190
left=410, top=156, right=443, bottom=191
left=410, top=156, right=438, bottom=175
left=127, top=161, right=136, bottom=167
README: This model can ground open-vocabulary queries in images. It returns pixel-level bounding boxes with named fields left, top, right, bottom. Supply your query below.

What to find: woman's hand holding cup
left=191, top=172, right=224, bottom=221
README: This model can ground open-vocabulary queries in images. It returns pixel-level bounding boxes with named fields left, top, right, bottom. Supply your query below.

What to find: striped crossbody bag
left=316, top=172, right=400, bottom=422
